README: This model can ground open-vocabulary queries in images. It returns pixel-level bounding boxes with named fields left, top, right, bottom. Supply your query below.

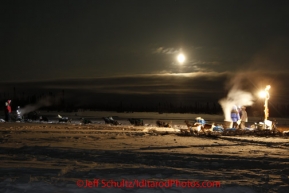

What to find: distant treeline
left=1, top=91, right=289, bottom=118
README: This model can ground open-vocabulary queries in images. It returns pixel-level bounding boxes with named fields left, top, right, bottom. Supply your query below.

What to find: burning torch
left=259, top=85, right=271, bottom=122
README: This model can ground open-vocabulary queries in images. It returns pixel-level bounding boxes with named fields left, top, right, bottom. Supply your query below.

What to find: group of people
left=231, top=105, right=248, bottom=129
left=4, top=100, right=22, bottom=122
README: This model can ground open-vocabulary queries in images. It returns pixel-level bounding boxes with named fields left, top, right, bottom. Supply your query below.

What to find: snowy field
left=0, top=111, right=289, bottom=193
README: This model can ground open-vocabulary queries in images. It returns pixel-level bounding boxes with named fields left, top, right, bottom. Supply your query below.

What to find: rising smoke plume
left=219, top=74, right=255, bottom=122
left=21, top=96, right=53, bottom=115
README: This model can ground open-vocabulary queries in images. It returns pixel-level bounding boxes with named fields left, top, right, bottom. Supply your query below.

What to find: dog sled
left=80, top=118, right=92, bottom=124
left=128, top=118, right=144, bottom=126
left=183, top=117, right=216, bottom=135
left=156, top=120, right=171, bottom=128
left=102, top=117, right=121, bottom=125
left=58, top=114, right=71, bottom=123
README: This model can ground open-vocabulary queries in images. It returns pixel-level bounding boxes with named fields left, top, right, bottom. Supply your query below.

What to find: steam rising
left=219, top=77, right=255, bottom=122
left=21, top=97, right=53, bottom=115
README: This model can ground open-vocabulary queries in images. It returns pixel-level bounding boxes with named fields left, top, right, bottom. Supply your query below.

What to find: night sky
left=1, top=0, right=289, bottom=108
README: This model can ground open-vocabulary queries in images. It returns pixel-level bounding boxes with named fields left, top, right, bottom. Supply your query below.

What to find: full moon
left=177, top=53, right=185, bottom=64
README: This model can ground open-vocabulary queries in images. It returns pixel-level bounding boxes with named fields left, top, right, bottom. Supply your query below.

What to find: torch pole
left=264, top=97, right=269, bottom=121
left=263, top=85, right=270, bottom=122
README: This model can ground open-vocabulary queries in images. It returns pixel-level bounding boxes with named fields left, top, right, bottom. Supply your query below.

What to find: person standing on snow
left=4, top=100, right=12, bottom=122
left=239, top=106, right=248, bottom=129
left=16, top=106, right=22, bottom=121
left=231, top=106, right=240, bottom=128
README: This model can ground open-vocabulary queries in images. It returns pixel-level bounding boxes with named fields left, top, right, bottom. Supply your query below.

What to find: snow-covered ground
left=0, top=112, right=289, bottom=193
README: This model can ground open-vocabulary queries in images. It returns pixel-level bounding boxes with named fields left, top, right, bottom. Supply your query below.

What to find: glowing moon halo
left=177, top=53, right=185, bottom=64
